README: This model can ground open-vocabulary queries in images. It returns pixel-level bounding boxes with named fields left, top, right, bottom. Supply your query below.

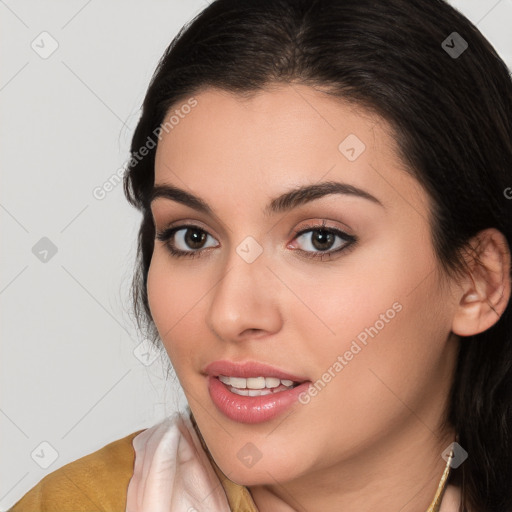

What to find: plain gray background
left=1, top=0, right=511, bottom=509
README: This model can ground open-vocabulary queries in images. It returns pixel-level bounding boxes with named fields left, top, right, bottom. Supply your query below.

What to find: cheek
left=287, top=241, right=422, bottom=366
left=146, top=256, right=172, bottom=337
left=146, top=254, right=204, bottom=367
left=300, top=231, right=450, bottom=387
left=306, top=243, right=453, bottom=419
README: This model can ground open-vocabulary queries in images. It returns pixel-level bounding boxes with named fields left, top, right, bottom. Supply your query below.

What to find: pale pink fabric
left=125, top=413, right=231, bottom=512
left=438, top=484, right=462, bottom=512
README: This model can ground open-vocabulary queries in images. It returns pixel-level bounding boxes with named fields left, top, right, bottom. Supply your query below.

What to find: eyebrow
left=149, top=180, right=384, bottom=216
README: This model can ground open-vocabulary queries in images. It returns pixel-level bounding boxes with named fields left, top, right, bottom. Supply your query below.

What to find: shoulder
left=8, top=429, right=146, bottom=512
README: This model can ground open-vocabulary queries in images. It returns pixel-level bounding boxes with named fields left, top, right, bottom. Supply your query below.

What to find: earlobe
left=451, top=228, right=511, bottom=337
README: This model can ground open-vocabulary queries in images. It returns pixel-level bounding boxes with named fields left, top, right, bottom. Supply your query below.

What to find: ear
left=451, top=228, right=511, bottom=337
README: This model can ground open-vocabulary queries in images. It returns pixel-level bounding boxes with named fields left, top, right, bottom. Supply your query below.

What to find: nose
left=205, top=241, right=283, bottom=343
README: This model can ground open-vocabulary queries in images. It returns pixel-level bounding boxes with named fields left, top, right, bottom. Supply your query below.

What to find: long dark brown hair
left=123, top=1, right=512, bottom=510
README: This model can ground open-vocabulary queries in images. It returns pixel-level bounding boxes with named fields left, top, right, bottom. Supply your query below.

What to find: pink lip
left=204, top=360, right=311, bottom=424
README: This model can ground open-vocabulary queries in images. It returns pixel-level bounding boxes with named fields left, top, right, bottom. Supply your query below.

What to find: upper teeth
left=219, top=375, right=295, bottom=389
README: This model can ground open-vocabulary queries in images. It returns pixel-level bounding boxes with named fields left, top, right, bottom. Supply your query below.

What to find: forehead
left=152, top=85, right=425, bottom=216
left=155, top=85, right=390, bottom=171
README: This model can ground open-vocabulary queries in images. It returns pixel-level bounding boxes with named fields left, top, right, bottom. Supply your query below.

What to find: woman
left=9, top=0, right=512, bottom=510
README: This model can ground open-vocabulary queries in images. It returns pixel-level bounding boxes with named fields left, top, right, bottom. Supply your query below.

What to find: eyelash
left=155, top=220, right=357, bottom=262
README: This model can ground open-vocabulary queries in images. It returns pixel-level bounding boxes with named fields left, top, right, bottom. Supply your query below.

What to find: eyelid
left=151, top=208, right=227, bottom=239
left=156, top=218, right=220, bottom=239
left=292, top=218, right=355, bottom=238
left=155, top=218, right=351, bottom=243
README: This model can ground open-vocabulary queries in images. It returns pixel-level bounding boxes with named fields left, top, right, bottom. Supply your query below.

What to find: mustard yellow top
left=8, top=428, right=453, bottom=512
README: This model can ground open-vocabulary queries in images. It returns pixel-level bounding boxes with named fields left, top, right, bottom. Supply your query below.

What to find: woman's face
left=147, top=85, right=460, bottom=486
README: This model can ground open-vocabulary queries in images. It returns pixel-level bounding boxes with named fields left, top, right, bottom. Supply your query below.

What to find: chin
left=214, top=454, right=305, bottom=487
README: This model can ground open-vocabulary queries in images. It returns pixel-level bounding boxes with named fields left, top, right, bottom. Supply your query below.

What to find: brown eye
left=310, top=230, right=336, bottom=251
left=155, top=224, right=219, bottom=258
left=183, top=228, right=208, bottom=249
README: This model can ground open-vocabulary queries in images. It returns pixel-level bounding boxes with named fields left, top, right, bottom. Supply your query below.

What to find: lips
left=204, top=360, right=311, bottom=424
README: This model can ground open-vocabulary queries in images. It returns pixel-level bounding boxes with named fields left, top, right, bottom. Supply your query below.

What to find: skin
left=147, top=84, right=511, bottom=512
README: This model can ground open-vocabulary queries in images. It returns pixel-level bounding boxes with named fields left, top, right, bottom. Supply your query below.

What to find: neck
left=248, top=419, right=456, bottom=512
